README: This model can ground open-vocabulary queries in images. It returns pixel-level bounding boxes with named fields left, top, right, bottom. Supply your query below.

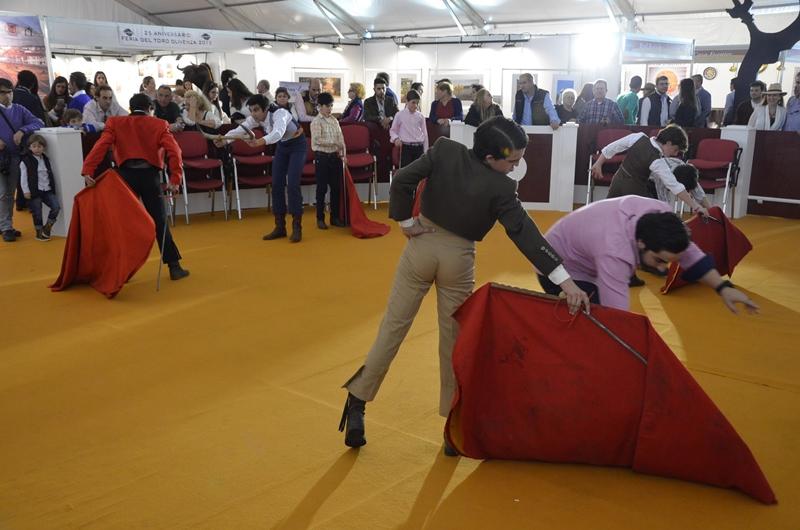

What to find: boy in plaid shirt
left=310, top=92, right=346, bottom=229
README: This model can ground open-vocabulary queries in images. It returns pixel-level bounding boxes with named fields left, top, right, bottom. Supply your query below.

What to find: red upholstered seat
left=687, top=138, right=742, bottom=216
left=586, top=128, right=631, bottom=203
left=342, top=124, right=377, bottom=207
left=174, top=131, right=228, bottom=223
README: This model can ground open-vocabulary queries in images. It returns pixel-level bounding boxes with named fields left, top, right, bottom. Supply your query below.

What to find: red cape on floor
left=50, top=170, right=156, bottom=299
left=662, top=206, right=753, bottom=293
left=342, top=166, right=390, bottom=238
left=445, top=283, right=776, bottom=504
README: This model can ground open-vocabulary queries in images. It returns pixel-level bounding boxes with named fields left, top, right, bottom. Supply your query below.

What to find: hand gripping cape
left=342, top=166, right=390, bottom=238
left=444, top=283, right=776, bottom=504
left=662, top=206, right=753, bottom=294
left=50, top=170, right=156, bottom=299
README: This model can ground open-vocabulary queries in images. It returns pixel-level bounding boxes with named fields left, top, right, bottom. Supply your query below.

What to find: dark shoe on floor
left=262, top=226, right=287, bottom=240
left=443, top=435, right=459, bottom=457
left=3, top=230, right=16, bottom=242
left=168, top=263, right=190, bottom=281
left=316, top=219, right=328, bottom=230
left=35, top=229, right=50, bottom=242
left=13, top=229, right=21, bottom=237
left=42, top=220, right=55, bottom=238
left=289, top=216, right=302, bottom=243
left=640, top=263, right=668, bottom=277
left=330, top=218, right=347, bottom=227
left=629, top=274, right=645, bottom=287
left=339, top=393, right=366, bottom=448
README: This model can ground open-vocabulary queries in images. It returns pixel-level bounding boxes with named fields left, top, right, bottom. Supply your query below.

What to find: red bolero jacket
left=82, top=114, right=184, bottom=184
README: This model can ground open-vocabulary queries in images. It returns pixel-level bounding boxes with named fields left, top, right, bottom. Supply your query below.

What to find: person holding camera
left=0, top=78, right=44, bottom=242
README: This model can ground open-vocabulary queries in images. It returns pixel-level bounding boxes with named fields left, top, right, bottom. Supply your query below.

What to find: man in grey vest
left=512, top=73, right=560, bottom=130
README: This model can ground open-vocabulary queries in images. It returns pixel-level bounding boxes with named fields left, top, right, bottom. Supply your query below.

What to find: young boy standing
left=20, top=134, right=60, bottom=241
left=310, top=92, right=346, bottom=229
left=390, top=90, right=428, bottom=168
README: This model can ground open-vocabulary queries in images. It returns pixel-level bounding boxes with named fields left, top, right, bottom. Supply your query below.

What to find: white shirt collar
left=73, top=90, right=86, bottom=97
left=0, top=102, right=11, bottom=109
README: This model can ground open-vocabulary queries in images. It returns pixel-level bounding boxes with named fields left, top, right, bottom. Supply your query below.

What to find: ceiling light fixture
left=363, top=31, right=372, bottom=39
left=502, top=40, right=516, bottom=48
left=332, top=43, right=343, bottom=51
left=469, top=42, right=483, bottom=48
left=296, top=42, right=309, bottom=50
left=260, top=41, right=273, bottom=49
left=83, top=56, right=92, bottom=62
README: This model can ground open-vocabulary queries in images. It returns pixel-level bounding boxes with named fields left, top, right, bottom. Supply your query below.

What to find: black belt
left=315, top=151, right=339, bottom=157
left=121, top=159, right=156, bottom=170
left=403, top=142, right=424, bottom=147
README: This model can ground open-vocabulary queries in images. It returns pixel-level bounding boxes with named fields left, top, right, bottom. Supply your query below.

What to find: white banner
left=117, top=24, right=214, bottom=49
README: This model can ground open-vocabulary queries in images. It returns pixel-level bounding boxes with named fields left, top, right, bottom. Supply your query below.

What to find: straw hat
left=763, top=82, right=787, bottom=95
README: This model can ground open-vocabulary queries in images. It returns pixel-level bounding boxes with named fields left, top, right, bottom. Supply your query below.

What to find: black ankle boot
left=289, top=215, right=302, bottom=243
left=263, top=215, right=287, bottom=240
left=338, top=393, right=366, bottom=448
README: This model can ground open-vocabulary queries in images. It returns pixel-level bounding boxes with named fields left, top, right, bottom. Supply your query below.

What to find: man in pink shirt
left=540, top=196, right=758, bottom=313
left=390, top=89, right=429, bottom=168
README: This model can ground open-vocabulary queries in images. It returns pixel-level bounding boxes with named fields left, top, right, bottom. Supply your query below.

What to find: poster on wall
left=294, top=70, right=345, bottom=99
left=553, top=75, right=579, bottom=103
left=0, top=13, right=51, bottom=97
left=433, top=71, right=487, bottom=102
left=646, top=65, right=689, bottom=97
left=398, top=71, right=421, bottom=102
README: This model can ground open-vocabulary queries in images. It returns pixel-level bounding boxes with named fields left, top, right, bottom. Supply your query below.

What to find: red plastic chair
left=174, top=131, right=227, bottom=223
left=342, top=124, right=377, bottom=208
left=300, top=136, right=316, bottom=185
left=688, top=138, right=741, bottom=216
left=390, top=143, right=402, bottom=182
left=230, top=129, right=273, bottom=219
left=586, top=128, right=631, bottom=203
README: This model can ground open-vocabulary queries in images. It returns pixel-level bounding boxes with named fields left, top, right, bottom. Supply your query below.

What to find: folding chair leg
left=232, top=160, right=242, bottom=220
left=182, top=174, right=190, bottom=224
left=721, top=163, right=732, bottom=217
left=221, top=166, right=229, bottom=221
left=211, top=189, right=216, bottom=216
left=586, top=155, right=593, bottom=204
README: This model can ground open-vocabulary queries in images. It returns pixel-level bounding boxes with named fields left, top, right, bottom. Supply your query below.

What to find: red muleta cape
left=445, top=283, right=776, bottom=504
left=342, top=166, right=390, bottom=238
left=662, top=206, right=753, bottom=293
left=50, top=170, right=156, bottom=299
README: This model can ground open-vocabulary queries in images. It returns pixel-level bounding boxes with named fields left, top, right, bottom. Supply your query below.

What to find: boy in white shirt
left=19, top=134, right=60, bottom=241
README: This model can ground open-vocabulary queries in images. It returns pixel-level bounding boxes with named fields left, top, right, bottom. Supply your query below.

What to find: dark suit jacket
left=390, top=137, right=563, bottom=276
left=363, top=95, right=398, bottom=124
left=82, top=114, right=183, bottom=183
left=12, top=87, right=46, bottom=122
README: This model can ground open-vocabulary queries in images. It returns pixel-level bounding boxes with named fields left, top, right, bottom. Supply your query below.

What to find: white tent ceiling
left=122, top=0, right=800, bottom=39
left=3, top=0, right=799, bottom=45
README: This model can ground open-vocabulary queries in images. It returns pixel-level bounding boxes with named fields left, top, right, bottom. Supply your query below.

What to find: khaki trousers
left=344, top=217, right=475, bottom=417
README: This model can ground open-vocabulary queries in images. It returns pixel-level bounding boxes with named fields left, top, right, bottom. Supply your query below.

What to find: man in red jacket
left=82, top=93, right=189, bottom=280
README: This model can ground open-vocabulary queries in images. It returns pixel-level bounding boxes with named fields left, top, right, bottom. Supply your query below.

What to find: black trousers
left=314, top=152, right=343, bottom=221
left=400, top=143, right=424, bottom=168
left=118, top=166, right=181, bottom=264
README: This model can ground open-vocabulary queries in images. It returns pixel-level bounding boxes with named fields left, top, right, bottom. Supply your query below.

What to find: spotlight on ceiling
left=296, top=42, right=309, bottom=50
left=116, top=57, right=125, bottom=62
left=469, top=42, right=483, bottom=48
left=83, top=56, right=92, bottom=62
left=363, top=31, right=372, bottom=39
left=176, top=54, right=183, bottom=60
left=260, top=41, right=273, bottom=49
left=332, top=43, right=343, bottom=51
left=155, top=55, right=162, bottom=61
left=502, top=41, right=516, bottom=48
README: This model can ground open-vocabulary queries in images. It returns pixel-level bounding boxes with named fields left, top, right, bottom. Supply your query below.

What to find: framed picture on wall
left=364, top=69, right=422, bottom=102
left=646, top=64, right=689, bottom=97
left=432, top=70, right=488, bottom=102
left=293, top=69, right=347, bottom=99
left=552, top=75, right=579, bottom=103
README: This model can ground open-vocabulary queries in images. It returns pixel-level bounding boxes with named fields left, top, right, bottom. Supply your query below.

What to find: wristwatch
left=714, top=280, right=734, bottom=294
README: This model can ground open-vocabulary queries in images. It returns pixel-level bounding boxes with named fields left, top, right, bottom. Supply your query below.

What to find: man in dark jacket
left=13, top=70, right=46, bottom=122
left=512, top=73, right=559, bottom=129
left=363, top=77, right=398, bottom=130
